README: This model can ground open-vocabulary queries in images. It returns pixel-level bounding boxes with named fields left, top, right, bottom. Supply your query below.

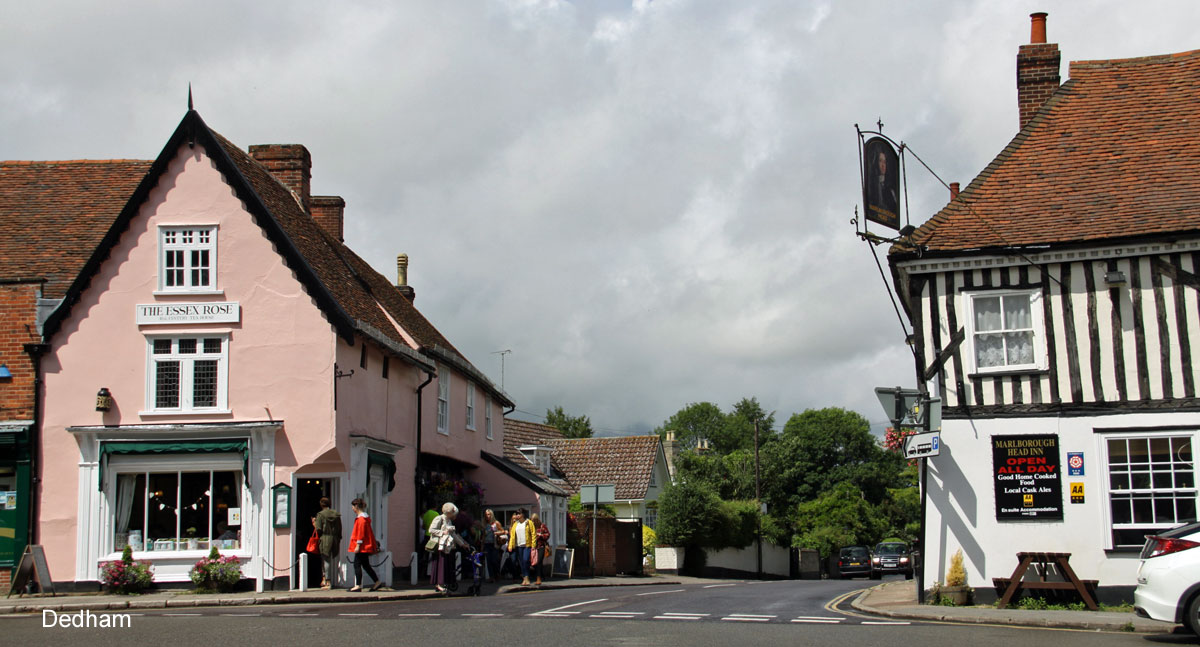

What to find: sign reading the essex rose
left=136, top=302, right=240, bottom=325
left=993, top=434, right=1063, bottom=520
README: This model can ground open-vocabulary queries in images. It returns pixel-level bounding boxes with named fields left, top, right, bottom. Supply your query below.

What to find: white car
left=1134, top=521, right=1200, bottom=633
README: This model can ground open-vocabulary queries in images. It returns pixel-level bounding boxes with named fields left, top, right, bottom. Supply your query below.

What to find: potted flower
left=189, top=545, right=243, bottom=593
left=939, top=549, right=972, bottom=605
left=100, top=545, right=154, bottom=595
left=185, top=527, right=200, bottom=550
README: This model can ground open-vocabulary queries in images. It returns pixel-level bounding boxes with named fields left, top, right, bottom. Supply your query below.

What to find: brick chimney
left=1016, top=12, right=1061, bottom=131
left=248, top=144, right=312, bottom=214
left=396, top=254, right=415, bottom=302
left=310, top=196, right=345, bottom=242
left=949, top=182, right=960, bottom=200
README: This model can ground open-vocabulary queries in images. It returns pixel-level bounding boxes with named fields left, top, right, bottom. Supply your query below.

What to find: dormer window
left=159, top=226, right=217, bottom=292
left=519, top=445, right=552, bottom=476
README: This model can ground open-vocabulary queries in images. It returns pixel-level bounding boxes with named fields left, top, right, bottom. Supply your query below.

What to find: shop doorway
left=295, top=477, right=334, bottom=589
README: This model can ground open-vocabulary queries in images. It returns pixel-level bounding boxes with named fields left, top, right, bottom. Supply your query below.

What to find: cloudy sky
left=5, top=1, right=1200, bottom=435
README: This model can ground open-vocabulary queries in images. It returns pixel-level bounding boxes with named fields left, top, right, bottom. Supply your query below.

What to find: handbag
left=425, top=536, right=438, bottom=552
left=543, top=546, right=551, bottom=558
left=306, top=529, right=319, bottom=553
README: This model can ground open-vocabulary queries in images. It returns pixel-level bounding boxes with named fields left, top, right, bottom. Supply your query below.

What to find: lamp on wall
left=1105, top=270, right=1127, bottom=287
left=0, top=364, right=11, bottom=379
left=96, top=388, right=113, bottom=412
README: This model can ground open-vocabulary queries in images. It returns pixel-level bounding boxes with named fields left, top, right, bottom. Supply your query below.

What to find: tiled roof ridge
left=1, top=159, right=151, bottom=165
left=1069, top=48, right=1200, bottom=72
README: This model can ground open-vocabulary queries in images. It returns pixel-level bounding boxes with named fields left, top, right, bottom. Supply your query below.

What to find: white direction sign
left=903, top=431, right=941, bottom=459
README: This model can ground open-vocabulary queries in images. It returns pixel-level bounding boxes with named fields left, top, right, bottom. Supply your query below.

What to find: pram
left=442, top=546, right=483, bottom=596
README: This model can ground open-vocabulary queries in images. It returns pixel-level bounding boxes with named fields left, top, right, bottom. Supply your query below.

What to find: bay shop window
left=113, top=468, right=243, bottom=553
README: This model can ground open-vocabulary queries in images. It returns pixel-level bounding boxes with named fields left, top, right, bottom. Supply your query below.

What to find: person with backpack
left=313, top=497, right=341, bottom=589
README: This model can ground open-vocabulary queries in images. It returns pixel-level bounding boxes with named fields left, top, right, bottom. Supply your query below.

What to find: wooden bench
left=994, top=552, right=1098, bottom=610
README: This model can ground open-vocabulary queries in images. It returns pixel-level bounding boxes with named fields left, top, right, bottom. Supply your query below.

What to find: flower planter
left=940, top=585, right=971, bottom=606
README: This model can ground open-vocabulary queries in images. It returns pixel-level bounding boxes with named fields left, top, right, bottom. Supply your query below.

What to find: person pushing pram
left=428, top=502, right=472, bottom=594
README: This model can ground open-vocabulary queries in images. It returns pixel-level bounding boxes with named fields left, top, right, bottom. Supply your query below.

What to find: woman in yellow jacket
left=507, top=507, right=536, bottom=586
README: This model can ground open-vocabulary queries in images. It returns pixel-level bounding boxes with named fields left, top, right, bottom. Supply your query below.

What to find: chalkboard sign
left=552, top=547, right=574, bottom=578
left=7, top=545, right=54, bottom=597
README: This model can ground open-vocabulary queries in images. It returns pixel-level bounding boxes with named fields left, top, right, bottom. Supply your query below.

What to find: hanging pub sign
left=993, top=434, right=1063, bottom=520
left=862, top=136, right=900, bottom=230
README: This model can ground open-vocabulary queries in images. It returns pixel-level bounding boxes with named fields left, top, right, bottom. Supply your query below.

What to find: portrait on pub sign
left=863, top=137, right=900, bottom=230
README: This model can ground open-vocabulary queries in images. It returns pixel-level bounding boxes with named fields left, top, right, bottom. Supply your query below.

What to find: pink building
left=34, top=109, right=514, bottom=590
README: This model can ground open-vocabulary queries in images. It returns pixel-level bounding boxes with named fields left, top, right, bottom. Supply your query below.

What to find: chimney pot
left=1016, top=12, right=1060, bottom=131
left=1030, top=12, right=1047, bottom=44
left=396, top=253, right=415, bottom=302
left=950, top=182, right=960, bottom=200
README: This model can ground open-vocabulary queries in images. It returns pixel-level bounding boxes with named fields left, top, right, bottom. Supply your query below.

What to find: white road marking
left=463, top=613, right=504, bottom=617
left=591, top=614, right=637, bottom=619
left=794, top=616, right=843, bottom=621
left=726, top=614, right=776, bottom=618
left=723, top=617, right=770, bottom=622
left=161, top=613, right=201, bottom=617
left=220, top=613, right=261, bottom=617
left=862, top=621, right=911, bottom=625
left=660, top=612, right=709, bottom=617
left=280, top=613, right=318, bottom=617
left=338, top=613, right=378, bottom=617
left=654, top=615, right=701, bottom=620
left=703, top=583, right=736, bottom=588
left=637, top=589, right=685, bottom=596
left=598, top=611, right=644, bottom=615
left=530, top=598, right=608, bottom=616
left=792, top=619, right=842, bottom=624
left=397, top=613, right=441, bottom=617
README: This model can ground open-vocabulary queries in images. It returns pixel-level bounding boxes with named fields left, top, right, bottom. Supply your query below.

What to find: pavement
left=0, top=574, right=1186, bottom=635
left=851, top=578, right=1181, bottom=634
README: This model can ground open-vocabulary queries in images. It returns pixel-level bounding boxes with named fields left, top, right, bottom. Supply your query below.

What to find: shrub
left=642, top=525, right=657, bottom=557
left=656, top=480, right=721, bottom=547
left=190, top=545, right=243, bottom=592
left=100, top=544, right=153, bottom=594
left=946, top=549, right=967, bottom=587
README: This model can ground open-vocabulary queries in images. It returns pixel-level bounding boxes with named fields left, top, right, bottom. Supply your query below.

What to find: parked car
left=872, top=541, right=915, bottom=580
left=838, top=545, right=873, bottom=579
left=1134, top=521, right=1200, bottom=634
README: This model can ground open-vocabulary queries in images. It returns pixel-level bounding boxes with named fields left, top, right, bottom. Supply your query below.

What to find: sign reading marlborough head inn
left=992, top=434, right=1063, bottom=520
left=136, top=302, right=240, bottom=325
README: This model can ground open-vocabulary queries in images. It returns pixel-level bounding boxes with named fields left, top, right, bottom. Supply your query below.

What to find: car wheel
left=870, top=571, right=881, bottom=580
left=1186, top=593, right=1200, bottom=636
left=905, top=570, right=913, bottom=580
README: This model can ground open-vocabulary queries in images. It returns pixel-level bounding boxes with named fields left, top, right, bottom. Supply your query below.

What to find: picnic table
left=992, top=551, right=1098, bottom=610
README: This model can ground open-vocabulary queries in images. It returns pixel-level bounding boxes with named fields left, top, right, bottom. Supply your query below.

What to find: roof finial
left=188, top=84, right=194, bottom=111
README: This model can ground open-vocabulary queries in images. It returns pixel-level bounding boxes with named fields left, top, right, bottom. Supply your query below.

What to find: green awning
left=367, top=450, right=396, bottom=493
left=98, top=439, right=249, bottom=490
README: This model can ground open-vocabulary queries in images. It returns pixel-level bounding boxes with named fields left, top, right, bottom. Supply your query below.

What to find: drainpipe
left=23, top=342, right=49, bottom=549
left=414, top=367, right=435, bottom=552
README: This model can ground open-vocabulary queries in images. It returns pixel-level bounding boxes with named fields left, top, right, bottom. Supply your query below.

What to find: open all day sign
left=992, top=434, right=1063, bottom=521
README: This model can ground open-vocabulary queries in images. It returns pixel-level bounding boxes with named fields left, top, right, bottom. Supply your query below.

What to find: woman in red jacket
left=347, top=497, right=383, bottom=591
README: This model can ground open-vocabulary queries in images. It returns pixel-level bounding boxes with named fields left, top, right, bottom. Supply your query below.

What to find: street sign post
left=903, top=431, right=941, bottom=459
left=580, top=484, right=615, bottom=575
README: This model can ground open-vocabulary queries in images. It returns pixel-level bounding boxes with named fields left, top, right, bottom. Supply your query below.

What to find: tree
left=792, top=481, right=889, bottom=558
left=655, top=480, right=721, bottom=548
left=545, top=406, right=593, bottom=438
left=654, top=402, right=724, bottom=451
left=723, top=397, right=776, bottom=453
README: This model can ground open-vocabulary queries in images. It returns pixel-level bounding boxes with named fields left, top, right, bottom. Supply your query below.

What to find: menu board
left=993, top=434, right=1063, bottom=520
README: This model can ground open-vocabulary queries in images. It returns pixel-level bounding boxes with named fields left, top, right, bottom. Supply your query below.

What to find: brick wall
left=1017, top=42, right=1061, bottom=130
left=0, top=282, right=40, bottom=421
left=0, top=568, right=10, bottom=592
left=573, top=515, right=641, bottom=576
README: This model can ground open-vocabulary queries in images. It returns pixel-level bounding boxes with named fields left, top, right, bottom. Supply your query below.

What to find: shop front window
left=114, top=469, right=243, bottom=552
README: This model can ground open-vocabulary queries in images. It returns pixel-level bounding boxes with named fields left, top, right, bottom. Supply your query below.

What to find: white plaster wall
left=923, top=410, right=1200, bottom=590
left=706, top=543, right=790, bottom=577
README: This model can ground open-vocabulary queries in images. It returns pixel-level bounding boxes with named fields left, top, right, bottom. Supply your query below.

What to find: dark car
left=872, top=541, right=915, bottom=579
left=838, top=545, right=873, bottom=579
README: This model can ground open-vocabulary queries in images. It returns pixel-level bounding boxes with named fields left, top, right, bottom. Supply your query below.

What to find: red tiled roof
left=545, top=435, right=661, bottom=501
left=0, top=160, right=150, bottom=297
left=903, top=49, right=1200, bottom=255
left=501, top=418, right=564, bottom=481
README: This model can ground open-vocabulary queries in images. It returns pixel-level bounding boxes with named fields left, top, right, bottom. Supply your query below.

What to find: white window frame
left=1099, top=429, right=1198, bottom=550
left=466, top=383, right=476, bottom=430
left=143, top=335, right=230, bottom=415
left=157, top=226, right=218, bottom=294
left=964, top=288, right=1046, bottom=374
left=436, top=366, right=450, bottom=435
left=485, top=398, right=493, bottom=440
